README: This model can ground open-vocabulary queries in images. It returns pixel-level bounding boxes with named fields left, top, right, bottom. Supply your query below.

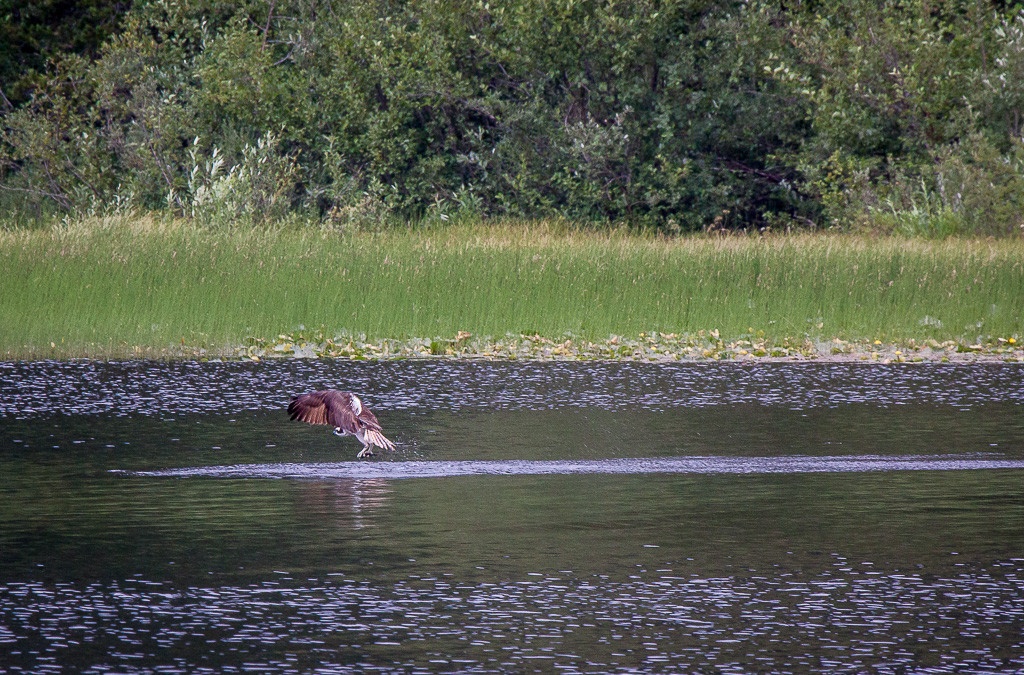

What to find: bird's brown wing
left=356, top=407, right=384, bottom=432
left=324, top=391, right=361, bottom=435
left=288, top=390, right=358, bottom=434
left=288, top=391, right=330, bottom=425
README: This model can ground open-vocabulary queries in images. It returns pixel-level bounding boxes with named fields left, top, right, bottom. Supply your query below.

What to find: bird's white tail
left=364, top=429, right=396, bottom=452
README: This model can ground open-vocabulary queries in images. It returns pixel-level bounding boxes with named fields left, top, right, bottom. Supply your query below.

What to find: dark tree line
left=2, top=0, right=1024, bottom=234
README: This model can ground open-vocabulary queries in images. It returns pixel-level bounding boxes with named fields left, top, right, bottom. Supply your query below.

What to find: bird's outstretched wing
left=288, top=390, right=359, bottom=434
left=288, top=391, right=328, bottom=424
left=326, top=391, right=362, bottom=435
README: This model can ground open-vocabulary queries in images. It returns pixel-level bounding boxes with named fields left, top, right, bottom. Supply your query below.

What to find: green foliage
left=1, top=0, right=1024, bottom=234
left=181, top=132, right=303, bottom=226
left=0, top=0, right=130, bottom=106
left=868, top=134, right=1024, bottom=237
left=774, top=0, right=1024, bottom=233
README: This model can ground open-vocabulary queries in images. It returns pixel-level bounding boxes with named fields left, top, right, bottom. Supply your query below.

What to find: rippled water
left=1, top=360, right=1023, bottom=673
left=4, top=359, right=1024, bottom=417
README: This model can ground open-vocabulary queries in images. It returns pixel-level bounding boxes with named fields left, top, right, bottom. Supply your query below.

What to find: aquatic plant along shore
left=238, top=329, right=1024, bottom=363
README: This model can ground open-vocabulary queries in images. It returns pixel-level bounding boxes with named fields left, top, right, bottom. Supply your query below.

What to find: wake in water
left=114, top=453, right=1024, bottom=480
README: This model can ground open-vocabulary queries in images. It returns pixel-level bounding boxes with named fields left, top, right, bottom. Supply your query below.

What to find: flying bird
left=288, top=390, right=396, bottom=458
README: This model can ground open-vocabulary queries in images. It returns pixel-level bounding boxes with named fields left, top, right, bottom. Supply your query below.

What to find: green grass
left=1, top=215, right=1022, bottom=359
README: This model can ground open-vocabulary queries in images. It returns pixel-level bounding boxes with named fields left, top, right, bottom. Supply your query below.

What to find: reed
left=1, top=216, right=1021, bottom=359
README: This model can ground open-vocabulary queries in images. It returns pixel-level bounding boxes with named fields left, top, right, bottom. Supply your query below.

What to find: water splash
left=118, top=453, right=1024, bottom=480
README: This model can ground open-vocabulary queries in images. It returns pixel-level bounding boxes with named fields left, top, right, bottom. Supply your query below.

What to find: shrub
left=1, top=0, right=1023, bottom=235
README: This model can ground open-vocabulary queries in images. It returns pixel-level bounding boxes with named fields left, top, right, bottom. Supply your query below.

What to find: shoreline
left=7, top=333, right=1021, bottom=363
left=240, top=333, right=1023, bottom=363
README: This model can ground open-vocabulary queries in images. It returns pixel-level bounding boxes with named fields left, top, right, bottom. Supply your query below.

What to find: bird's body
left=288, top=390, right=395, bottom=458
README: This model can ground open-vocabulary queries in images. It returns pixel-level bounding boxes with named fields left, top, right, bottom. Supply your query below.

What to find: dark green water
left=1, top=361, right=1023, bottom=672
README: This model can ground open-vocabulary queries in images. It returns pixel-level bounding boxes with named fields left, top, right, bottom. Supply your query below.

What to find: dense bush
left=1, top=0, right=1023, bottom=234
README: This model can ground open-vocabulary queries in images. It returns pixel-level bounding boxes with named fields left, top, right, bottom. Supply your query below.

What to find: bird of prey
left=288, top=390, right=396, bottom=458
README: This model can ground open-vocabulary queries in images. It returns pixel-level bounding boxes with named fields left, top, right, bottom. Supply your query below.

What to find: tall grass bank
left=1, top=218, right=1021, bottom=360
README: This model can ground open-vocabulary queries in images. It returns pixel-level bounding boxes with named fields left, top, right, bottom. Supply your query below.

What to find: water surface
left=1, top=360, right=1023, bottom=672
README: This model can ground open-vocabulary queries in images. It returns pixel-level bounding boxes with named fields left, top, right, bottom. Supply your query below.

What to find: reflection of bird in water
left=288, top=390, right=396, bottom=458
left=299, top=479, right=391, bottom=530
